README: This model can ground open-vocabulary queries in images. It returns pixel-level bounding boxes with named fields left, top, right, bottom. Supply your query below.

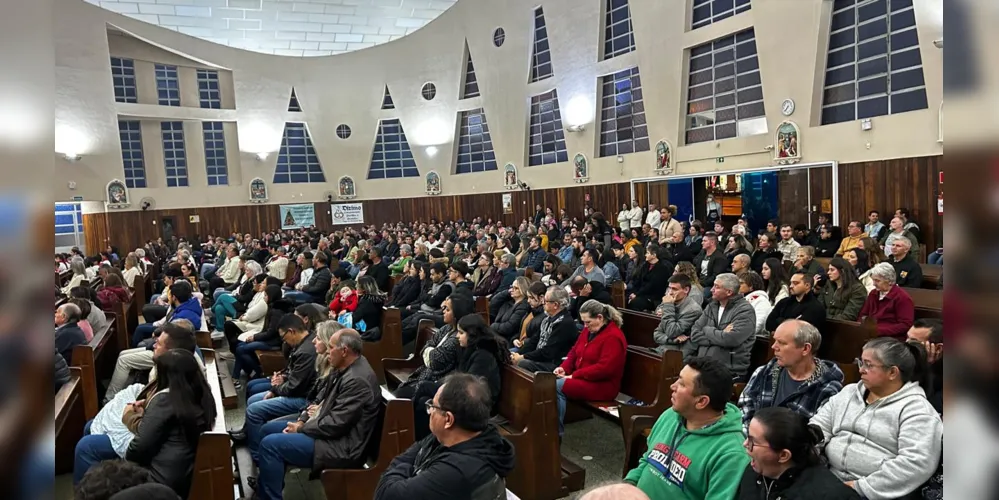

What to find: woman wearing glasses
left=809, top=337, right=942, bottom=500
left=738, top=407, right=860, bottom=500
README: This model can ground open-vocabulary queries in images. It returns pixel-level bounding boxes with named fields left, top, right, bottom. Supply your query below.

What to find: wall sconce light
left=861, top=118, right=873, bottom=131
left=255, top=152, right=268, bottom=161
left=425, top=146, right=439, bottom=157
left=566, top=124, right=586, bottom=133
left=933, top=39, right=943, bottom=49
left=63, top=152, right=82, bottom=162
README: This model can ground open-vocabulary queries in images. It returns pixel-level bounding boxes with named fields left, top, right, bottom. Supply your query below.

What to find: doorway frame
left=628, top=161, right=839, bottom=226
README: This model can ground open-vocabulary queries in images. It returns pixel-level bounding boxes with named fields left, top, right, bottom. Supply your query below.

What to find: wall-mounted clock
left=781, top=99, right=795, bottom=116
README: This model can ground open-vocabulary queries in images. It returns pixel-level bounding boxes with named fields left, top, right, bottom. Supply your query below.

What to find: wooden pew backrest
left=189, top=349, right=234, bottom=500
left=620, top=309, right=659, bottom=350
left=364, top=307, right=404, bottom=384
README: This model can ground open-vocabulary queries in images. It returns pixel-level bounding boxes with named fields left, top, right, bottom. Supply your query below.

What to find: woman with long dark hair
left=761, top=257, right=789, bottom=306
left=815, top=258, right=867, bottom=321
left=625, top=243, right=647, bottom=293
left=738, top=407, right=860, bottom=500
left=126, top=350, right=216, bottom=495
left=843, top=248, right=874, bottom=293
left=456, top=314, right=510, bottom=414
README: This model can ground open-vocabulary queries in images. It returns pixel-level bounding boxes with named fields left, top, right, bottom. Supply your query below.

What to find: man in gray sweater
left=652, top=275, right=703, bottom=353
left=560, top=248, right=606, bottom=287
left=683, top=273, right=756, bottom=381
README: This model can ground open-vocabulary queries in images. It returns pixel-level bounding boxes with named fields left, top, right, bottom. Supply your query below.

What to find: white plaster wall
left=55, top=0, right=944, bottom=210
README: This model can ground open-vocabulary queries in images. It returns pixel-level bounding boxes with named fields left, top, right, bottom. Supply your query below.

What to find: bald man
left=731, top=253, right=751, bottom=275
left=580, top=483, right=650, bottom=500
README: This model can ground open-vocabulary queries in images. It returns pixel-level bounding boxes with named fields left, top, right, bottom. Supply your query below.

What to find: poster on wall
left=502, top=193, right=513, bottom=214
left=331, top=203, right=365, bottom=225
left=280, top=204, right=316, bottom=230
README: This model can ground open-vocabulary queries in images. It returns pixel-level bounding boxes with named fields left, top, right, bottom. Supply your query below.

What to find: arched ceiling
left=87, top=0, right=457, bottom=56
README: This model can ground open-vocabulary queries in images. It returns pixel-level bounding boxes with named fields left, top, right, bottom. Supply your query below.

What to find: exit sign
left=716, top=157, right=725, bottom=163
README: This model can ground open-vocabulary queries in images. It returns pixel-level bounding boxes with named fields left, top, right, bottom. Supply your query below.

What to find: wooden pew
left=903, top=287, right=943, bottom=320
left=920, top=263, right=941, bottom=289
left=383, top=319, right=437, bottom=389
left=71, top=314, right=118, bottom=420
left=619, top=309, right=659, bottom=349
left=573, top=348, right=682, bottom=426
left=610, top=281, right=626, bottom=309
left=57, top=269, right=73, bottom=289
left=55, top=367, right=85, bottom=475
left=820, top=317, right=878, bottom=366
left=320, top=397, right=415, bottom=500
left=496, top=366, right=584, bottom=500
left=474, top=295, right=491, bottom=324
left=131, top=272, right=148, bottom=322
left=189, top=348, right=236, bottom=500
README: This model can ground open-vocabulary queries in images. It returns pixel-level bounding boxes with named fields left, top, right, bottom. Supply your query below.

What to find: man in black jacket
left=887, top=238, right=923, bottom=288
left=55, top=302, right=87, bottom=363
left=286, top=252, right=332, bottom=304
left=765, top=273, right=826, bottom=334
left=235, top=314, right=317, bottom=463
left=257, top=329, right=381, bottom=500
left=512, top=287, right=578, bottom=373
left=375, top=373, right=515, bottom=500
left=693, top=232, right=730, bottom=304
left=368, top=247, right=391, bottom=293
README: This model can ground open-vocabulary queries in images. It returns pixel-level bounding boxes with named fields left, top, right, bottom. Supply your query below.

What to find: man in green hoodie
left=625, top=356, right=749, bottom=500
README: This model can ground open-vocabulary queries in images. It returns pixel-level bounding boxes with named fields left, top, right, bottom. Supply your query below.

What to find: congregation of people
left=55, top=201, right=942, bottom=500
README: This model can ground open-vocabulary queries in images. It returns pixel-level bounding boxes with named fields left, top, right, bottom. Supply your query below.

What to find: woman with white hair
left=858, top=263, right=915, bottom=341
left=61, top=256, right=88, bottom=296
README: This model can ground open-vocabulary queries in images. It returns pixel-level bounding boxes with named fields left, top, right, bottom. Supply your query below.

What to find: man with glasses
left=836, top=220, right=866, bottom=257
left=512, top=287, right=577, bottom=373
left=624, top=356, right=748, bottom=499
left=376, top=373, right=515, bottom=499
left=737, top=320, right=843, bottom=434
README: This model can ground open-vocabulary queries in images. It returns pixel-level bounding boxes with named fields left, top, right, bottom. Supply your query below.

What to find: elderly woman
left=212, top=260, right=262, bottom=334
left=810, top=338, right=941, bottom=499
left=790, top=246, right=825, bottom=283
left=554, top=300, right=627, bottom=438
left=122, top=253, right=142, bottom=288
left=61, top=256, right=88, bottom=296
left=858, top=263, right=915, bottom=341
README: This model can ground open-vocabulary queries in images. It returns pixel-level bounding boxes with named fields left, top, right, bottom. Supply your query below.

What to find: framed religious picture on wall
left=425, top=171, right=441, bottom=195
left=338, top=175, right=357, bottom=200
left=503, top=163, right=519, bottom=190
left=249, top=177, right=268, bottom=204
left=774, top=121, right=801, bottom=165
left=502, top=193, right=513, bottom=214
left=106, top=179, right=130, bottom=209
left=655, top=140, right=673, bottom=175
left=573, top=153, right=589, bottom=184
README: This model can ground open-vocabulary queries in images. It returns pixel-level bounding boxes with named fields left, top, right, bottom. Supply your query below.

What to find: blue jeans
left=74, top=420, right=117, bottom=485
left=928, top=251, right=943, bottom=266
left=200, top=263, right=217, bottom=279
left=247, top=378, right=273, bottom=401
left=131, top=323, right=158, bottom=348
left=149, top=293, right=161, bottom=305
left=213, top=294, right=238, bottom=331
left=283, top=291, right=318, bottom=304
left=233, top=341, right=275, bottom=379
left=257, top=431, right=315, bottom=500
left=556, top=377, right=567, bottom=437
left=246, top=396, right=308, bottom=463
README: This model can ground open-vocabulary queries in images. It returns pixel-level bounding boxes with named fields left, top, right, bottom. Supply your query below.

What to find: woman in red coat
left=858, top=262, right=915, bottom=341
left=554, top=299, right=627, bottom=438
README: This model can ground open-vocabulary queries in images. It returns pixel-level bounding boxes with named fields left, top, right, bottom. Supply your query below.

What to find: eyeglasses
left=855, top=357, right=885, bottom=371
left=744, top=438, right=772, bottom=453
left=425, top=400, right=448, bottom=415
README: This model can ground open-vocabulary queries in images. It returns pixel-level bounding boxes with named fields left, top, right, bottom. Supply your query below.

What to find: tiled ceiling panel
left=88, top=0, right=457, bottom=56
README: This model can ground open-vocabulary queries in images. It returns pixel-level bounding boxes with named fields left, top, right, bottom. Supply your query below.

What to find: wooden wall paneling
left=777, top=169, right=811, bottom=229
left=809, top=166, right=834, bottom=225
left=647, top=181, right=670, bottom=209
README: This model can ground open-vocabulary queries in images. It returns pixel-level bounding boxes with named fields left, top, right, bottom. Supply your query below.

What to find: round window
left=421, top=82, right=437, bottom=101
left=494, top=27, right=506, bottom=47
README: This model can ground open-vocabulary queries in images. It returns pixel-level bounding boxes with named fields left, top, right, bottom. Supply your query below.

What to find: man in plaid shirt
left=738, top=319, right=844, bottom=433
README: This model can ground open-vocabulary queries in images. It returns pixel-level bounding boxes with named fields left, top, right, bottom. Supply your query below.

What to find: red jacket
left=558, top=321, right=627, bottom=401
left=329, top=291, right=358, bottom=315
left=97, top=286, right=131, bottom=312
left=859, top=285, right=914, bottom=341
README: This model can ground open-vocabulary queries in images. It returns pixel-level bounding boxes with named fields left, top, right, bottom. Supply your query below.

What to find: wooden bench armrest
left=382, top=356, right=419, bottom=372
left=621, top=414, right=656, bottom=477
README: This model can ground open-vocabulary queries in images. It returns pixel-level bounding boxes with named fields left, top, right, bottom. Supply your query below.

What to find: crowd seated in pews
left=58, top=204, right=942, bottom=499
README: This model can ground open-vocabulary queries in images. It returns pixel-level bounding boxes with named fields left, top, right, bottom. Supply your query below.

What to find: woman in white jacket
left=737, top=270, right=772, bottom=337
left=61, top=256, right=88, bottom=296
left=223, top=276, right=279, bottom=353
left=761, top=258, right=790, bottom=306
left=810, top=337, right=942, bottom=500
